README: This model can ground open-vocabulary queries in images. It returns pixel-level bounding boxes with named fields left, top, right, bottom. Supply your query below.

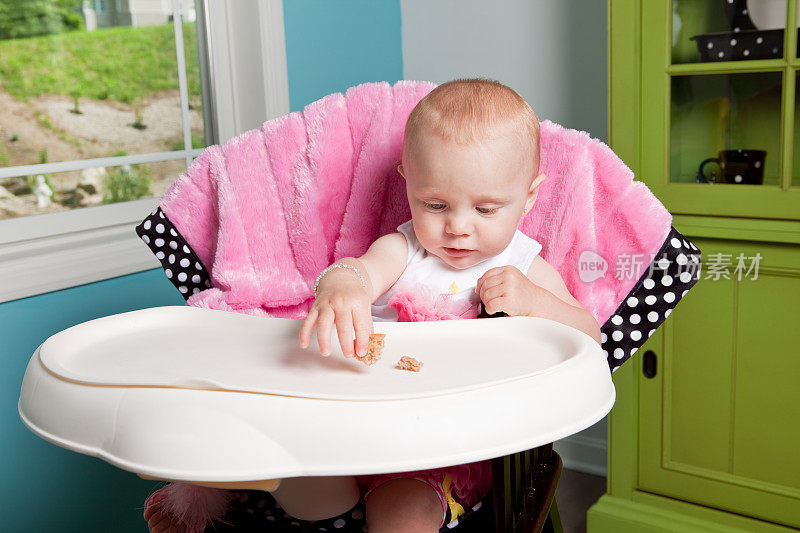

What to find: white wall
left=401, top=0, right=609, bottom=475
left=400, top=0, right=608, bottom=141
left=205, top=0, right=289, bottom=143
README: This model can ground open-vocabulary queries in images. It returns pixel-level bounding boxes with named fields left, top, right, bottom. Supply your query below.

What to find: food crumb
left=354, top=333, right=385, bottom=366
left=397, top=355, right=423, bottom=372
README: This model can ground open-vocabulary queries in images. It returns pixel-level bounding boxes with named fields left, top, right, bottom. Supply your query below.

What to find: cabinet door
left=638, top=238, right=800, bottom=528
left=641, top=0, right=800, bottom=219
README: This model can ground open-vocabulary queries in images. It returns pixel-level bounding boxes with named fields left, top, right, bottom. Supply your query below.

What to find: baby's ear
left=397, top=164, right=406, bottom=179
left=530, top=173, right=546, bottom=191
left=526, top=173, right=546, bottom=206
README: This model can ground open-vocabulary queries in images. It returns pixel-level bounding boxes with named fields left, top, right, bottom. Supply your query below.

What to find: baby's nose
left=445, top=214, right=471, bottom=234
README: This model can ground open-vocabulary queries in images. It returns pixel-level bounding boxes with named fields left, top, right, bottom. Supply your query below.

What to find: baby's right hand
left=299, top=280, right=374, bottom=359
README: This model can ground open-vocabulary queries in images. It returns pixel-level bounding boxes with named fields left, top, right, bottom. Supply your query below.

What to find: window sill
left=0, top=199, right=161, bottom=303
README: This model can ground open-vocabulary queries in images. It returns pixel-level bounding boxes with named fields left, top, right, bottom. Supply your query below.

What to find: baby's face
left=401, top=126, right=540, bottom=270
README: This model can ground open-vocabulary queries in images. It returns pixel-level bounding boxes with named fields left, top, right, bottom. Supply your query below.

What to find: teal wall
left=2, top=4, right=402, bottom=531
left=282, top=0, right=403, bottom=111
left=1, top=271, right=184, bottom=532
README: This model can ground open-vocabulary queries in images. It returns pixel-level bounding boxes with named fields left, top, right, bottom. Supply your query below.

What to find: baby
left=298, top=78, right=601, bottom=532
left=145, top=78, right=601, bottom=533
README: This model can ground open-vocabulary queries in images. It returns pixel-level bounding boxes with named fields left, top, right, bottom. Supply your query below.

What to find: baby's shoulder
left=375, top=230, right=407, bottom=247
left=361, top=232, right=409, bottom=297
left=363, top=231, right=408, bottom=263
left=524, top=254, right=556, bottom=280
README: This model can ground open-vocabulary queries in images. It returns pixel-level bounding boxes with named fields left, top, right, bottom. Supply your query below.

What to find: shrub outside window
left=0, top=0, right=211, bottom=221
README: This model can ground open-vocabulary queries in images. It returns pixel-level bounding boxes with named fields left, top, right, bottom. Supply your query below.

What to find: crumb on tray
left=354, top=333, right=385, bottom=366
left=397, top=355, right=423, bottom=372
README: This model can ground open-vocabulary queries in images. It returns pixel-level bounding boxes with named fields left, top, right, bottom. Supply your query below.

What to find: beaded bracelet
left=313, top=262, right=367, bottom=298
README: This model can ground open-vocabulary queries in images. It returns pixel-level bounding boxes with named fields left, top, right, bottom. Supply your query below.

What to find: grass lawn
left=0, top=23, right=201, bottom=104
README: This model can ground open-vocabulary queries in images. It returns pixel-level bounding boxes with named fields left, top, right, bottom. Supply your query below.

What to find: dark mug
left=697, top=149, right=766, bottom=185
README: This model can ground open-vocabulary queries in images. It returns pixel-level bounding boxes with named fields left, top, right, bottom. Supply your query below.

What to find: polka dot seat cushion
left=136, top=207, right=212, bottom=297
left=205, top=490, right=489, bottom=532
left=136, top=207, right=701, bottom=375
left=602, top=226, right=701, bottom=373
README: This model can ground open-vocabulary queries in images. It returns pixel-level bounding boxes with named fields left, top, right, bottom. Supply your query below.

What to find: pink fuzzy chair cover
left=156, top=80, right=671, bottom=328
left=139, top=79, right=676, bottom=531
left=144, top=483, right=236, bottom=533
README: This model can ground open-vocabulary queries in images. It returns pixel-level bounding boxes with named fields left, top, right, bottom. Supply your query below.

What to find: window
left=0, top=0, right=211, bottom=221
left=0, top=0, right=216, bottom=302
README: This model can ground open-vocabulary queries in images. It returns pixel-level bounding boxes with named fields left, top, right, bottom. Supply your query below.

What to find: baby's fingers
left=334, top=309, right=356, bottom=358
left=352, top=307, right=374, bottom=358
left=316, top=306, right=335, bottom=357
left=298, top=307, right=319, bottom=349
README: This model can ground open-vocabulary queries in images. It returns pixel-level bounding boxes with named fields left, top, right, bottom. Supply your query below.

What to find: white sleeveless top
left=371, top=220, right=543, bottom=322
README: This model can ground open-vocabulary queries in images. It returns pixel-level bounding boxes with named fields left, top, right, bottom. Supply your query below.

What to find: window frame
left=0, top=0, right=289, bottom=303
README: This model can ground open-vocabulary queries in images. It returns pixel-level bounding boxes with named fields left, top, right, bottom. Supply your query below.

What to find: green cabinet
left=589, top=1, right=800, bottom=531
left=640, top=0, right=800, bottom=219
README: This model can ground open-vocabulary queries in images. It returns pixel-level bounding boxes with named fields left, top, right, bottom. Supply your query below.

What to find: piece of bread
left=354, top=333, right=385, bottom=366
left=397, top=355, right=423, bottom=372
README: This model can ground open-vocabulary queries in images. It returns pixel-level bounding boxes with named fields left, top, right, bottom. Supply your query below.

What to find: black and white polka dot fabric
left=210, top=491, right=367, bottom=532
left=603, top=226, right=701, bottom=373
left=208, top=490, right=489, bottom=532
left=135, top=207, right=212, bottom=299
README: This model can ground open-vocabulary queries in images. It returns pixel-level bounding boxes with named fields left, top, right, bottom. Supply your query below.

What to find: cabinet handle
left=643, top=350, right=657, bottom=378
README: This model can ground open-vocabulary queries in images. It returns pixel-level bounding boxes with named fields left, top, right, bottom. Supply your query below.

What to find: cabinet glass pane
left=671, top=72, right=782, bottom=185
left=672, top=0, right=797, bottom=64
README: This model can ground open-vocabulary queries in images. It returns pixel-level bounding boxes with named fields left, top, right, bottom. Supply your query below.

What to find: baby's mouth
left=443, top=247, right=474, bottom=257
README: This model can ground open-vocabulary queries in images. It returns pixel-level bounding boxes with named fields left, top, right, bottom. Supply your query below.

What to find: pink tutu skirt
left=357, top=460, right=493, bottom=527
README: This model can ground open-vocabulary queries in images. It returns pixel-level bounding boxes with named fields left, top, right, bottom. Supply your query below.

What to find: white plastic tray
left=19, top=306, right=614, bottom=483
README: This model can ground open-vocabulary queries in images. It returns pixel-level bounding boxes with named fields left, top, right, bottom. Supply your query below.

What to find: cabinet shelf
left=668, top=59, right=791, bottom=75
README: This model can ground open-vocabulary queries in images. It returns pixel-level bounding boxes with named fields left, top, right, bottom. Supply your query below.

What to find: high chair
left=18, top=80, right=701, bottom=532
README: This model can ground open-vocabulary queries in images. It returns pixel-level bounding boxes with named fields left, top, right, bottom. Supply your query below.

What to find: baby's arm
left=476, top=257, right=602, bottom=344
left=525, top=256, right=601, bottom=343
left=299, top=232, right=407, bottom=357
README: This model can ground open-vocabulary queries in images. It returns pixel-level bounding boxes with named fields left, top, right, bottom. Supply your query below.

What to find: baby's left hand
left=475, top=266, right=541, bottom=317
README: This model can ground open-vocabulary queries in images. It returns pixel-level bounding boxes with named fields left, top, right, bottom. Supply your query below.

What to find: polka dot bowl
left=691, top=28, right=796, bottom=62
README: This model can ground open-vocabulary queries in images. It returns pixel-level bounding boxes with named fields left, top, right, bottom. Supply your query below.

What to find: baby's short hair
left=404, top=78, right=541, bottom=174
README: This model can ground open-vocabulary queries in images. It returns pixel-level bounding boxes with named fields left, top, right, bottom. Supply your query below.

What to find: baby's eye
left=476, top=206, right=498, bottom=215
left=425, top=202, right=446, bottom=211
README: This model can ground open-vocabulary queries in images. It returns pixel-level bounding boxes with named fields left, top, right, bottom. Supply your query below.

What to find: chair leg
left=492, top=456, right=509, bottom=532
left=541, top=499, right=564, bottom=533
left=491, top=446, right=563, bottom=533
left=523, top=446, right=562, bottom=533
